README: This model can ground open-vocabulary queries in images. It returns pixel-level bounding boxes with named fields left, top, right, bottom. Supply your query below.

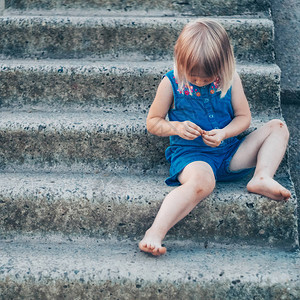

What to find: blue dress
left=164, top=70, right=252, bottom=186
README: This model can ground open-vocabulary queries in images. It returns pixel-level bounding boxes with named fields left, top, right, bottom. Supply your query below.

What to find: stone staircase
left=0, top=0, right=299, bottom=299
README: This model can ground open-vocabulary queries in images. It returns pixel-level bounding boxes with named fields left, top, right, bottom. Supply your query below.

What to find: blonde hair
left=174, top=18, right=235, bottom=98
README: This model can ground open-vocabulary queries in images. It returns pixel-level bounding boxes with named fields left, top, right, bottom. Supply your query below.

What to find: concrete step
left=0, top=171, right=298, bottom=247
left=0, top=111, right=282, bottom=172
left=5, top=0, right=271, bottom=16
left=0, top=59, right=281, bottom=115
left=0, top=234, right=299, bottom=299
left=0, top=110, right=164, bottom=173
left=0, top=13, right=275, bottom=63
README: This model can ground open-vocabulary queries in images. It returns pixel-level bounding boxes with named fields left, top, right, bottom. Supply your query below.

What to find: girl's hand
left=202, top=129, right=226, bottom=147
left=174, top=121, right=204, bottom=140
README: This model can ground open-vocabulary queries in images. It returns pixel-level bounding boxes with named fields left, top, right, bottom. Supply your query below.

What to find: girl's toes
left=151, top=246, right=167, bottom=256
left=147, top=243, right=155, bottom=250
left=159, top=247, right=167, bottom=255
left=140, top=241, right=147, bottom=248
left=152, top=248, right=160, bottom=256
left=282, top=189, right=291, bottom=201
left=139, top=241, right=152, bottom=253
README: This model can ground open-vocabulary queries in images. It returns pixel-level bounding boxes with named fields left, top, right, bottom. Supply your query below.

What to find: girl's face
left=187, top=74, right=216, bottom=87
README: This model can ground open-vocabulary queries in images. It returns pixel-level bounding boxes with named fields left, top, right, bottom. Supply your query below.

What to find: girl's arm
left=202, top=72, right=251, bottom=147
left=147, top=76, right=204, bottom=140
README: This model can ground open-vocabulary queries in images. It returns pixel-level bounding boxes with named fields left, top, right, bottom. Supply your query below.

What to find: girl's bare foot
left=139, top=230, right=167, bottom=256
left=247, top=175, right=291, bottom=201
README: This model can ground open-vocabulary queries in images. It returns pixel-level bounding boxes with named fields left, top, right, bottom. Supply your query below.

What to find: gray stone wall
left=271, top=0, right=300, bottom=239
left=282, top=104, right=300, bottom=240
left=0, top=1, right=4, bottom=15
left=271, top=0, right=300, bottom=104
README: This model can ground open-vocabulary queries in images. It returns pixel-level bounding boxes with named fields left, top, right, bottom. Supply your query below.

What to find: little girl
left=139, top=18, right=291, bottom=256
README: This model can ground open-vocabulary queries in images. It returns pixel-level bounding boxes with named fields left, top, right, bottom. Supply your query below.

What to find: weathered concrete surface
left=271, top=0, right=300, bottom=104
left=0, top=14, right=275, bottom=63
left=0, top=59, right=170, bottom=113
left=0, top=0, right=297, bottom=298
left=0, top=111, right=167, bottom=172
left=0, top=234, right=299, bottom=300
left=0, top=111, right=281, bottom=172
left=0, top=171, right=297, bottom=247
left=5, top=0, right=271, bottom=16
left=0, top=60, right=281, bottom=115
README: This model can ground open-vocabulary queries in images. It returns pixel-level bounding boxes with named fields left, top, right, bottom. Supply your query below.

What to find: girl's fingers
left=202, top=135, right=220, bottom=147
left=184, top=125, right=201, bottom=137
left=180, top=121, right=206, bottom=139
left=183, top=132, right=200, bottom=140
left=203, top=130, right=216, bottom=136
left=202, top=135, right=216, bottom=143
left=187, top=128, right=201, bottom=136
left=186, top=122, right=203, bottom=135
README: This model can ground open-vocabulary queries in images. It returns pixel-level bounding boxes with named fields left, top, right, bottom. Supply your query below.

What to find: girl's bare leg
left=139, top=161, right=215, bottom=255
left=229, top=119, right=291, bottom=201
